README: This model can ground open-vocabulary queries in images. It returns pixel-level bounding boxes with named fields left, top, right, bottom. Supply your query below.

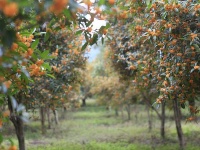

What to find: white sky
left=79, top=0, right=107, bottom=62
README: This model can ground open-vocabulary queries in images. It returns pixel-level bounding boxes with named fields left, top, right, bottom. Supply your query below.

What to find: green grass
left=3, top=99, right=200, bottom=150
left=29, top=141, right=151, bottom=150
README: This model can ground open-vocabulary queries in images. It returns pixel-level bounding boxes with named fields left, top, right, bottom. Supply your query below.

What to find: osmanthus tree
left=105, top=40, right=162, bottom=128
left=91, top=71, right=139, bottom=119
left=78, top=62, right=94, bottom=107
left=105, top=0, right=200, bottom=149
left=105, top=3, right=165, bottom=133
left=27, top=24, right=87, bottom=134
left=0, top=0, right=111, bottom=149
left=89, top=48, right=139, bottom=120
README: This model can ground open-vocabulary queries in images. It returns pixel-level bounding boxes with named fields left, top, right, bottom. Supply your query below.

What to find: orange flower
left=3, top=80, right=12, bottom=88
left=102, top=28, right=107, bottom=35
left=135, top=26, right=143, bottom=32
left=108, top=0, right=115, bottom=5
left=0, top=119, right=2, bottom=128
left=0, top=76, right=5, bottom=82
left=36, top=59, right=44, bottom=66
left=186, top=117, right=196, bottom=123
left=156, top=98, right=162, bottom=104
left=164, top=23, right=172, bottom=28
left=52, top=52, right=58, bottom=57
left=8, top=145, right=17, bottom=150
left=129, top=65, right=136, bottom=70
left=73, top=49, right=80, bottom=55
left=68, top=44, right=73, bottom=49
left=50, top=0, right=68, bottom=14
left=95, top=7, right=101, bottom=14
left=177, top=53, right=183, bottom=57
left=39, top=71, right=45, bottom=76
left=3, top=110, right=10, bottom=117
left=27, top=48, right=33, bottom=56
left=0, top=0, right=7, bottom=10
left=194, top=66, right=200, bottom=70
left=3, top=2, right=18, bottom=17
left=164, top=4, right=173, bottom=11
left=29, top=64, right=37, bottom=70
left=68, top=85, right=73, bottom=91
left=190, top=33, right=197, bottom=40
left=61, top=60, right=67, bottom=65
left=86, top=27, right=92, bottom=32
left=169, top=49, right=175, bottom=54
left=11, top=43, right=18, bottom=51
left=83, top=0, right=92, bottom=7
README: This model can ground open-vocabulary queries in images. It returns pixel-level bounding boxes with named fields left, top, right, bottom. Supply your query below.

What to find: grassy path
left=4, top=100, right=200, bottom=150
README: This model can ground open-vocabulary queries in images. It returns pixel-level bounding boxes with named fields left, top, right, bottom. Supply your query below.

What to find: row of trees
left=102, top=0, right=199, bottom=150
left=60, top=1, right=199, bottom=150
left=0, top=0, right=112, bottom=149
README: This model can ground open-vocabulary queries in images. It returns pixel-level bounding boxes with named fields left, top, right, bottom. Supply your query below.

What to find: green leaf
left=20, top=31, right=31, bottom=36
left=98, top=0, right=105, bottom=6
left=31, top=39, right=39, bottom=49
left=48, top=19, right=55, bottom=28
left=105, top=23, right=111, bottom=29
left=90, top=34, right=98, bottom=45
left=31, top=53, right=37, bottom=60
left=46, top=74, right=55, bottom=79
left=85, top=21, right=93, bottom=27
left=63, top=9, right=71, bottom=19
left=76, top=30, right=83, bottom=35
left=10, top=89, right=19, bottom=95
left=41, top=50, right=50, bottom=59
left=101, top=37, right=104, bottom=44
left=18, top=42, right=28, bottom=51
left=8, top=138, right=14, bottom=146
left=42, top=63, right=51, bottom=71
left=18, top=0, right=29, bottom=7
left=81, top=42, right=88, bottom=51
left=21, top=72, right=30, bottom=84
left=35, top=49, right=42, bottom=55
left=31, top=28, right=36, bottom=34
left=193, top=44, right=200, bottom=52
left=44, top=32, right=50, bottom=42
left=0, top=18, right=6, bottom=32
left=106, top=35, right=112, bottom=40
left=0, top=97, right=4, bottom=105
left=2, top=29, right=16, bottom=47
left=0, top=134, right=3, bottom=144
left=147, top=3, right=152, bottom=10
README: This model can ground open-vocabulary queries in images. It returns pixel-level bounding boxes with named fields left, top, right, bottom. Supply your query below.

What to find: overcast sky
left=85, top=18, right=106, bottom=62
left=86, top=44, right=101, bottom=62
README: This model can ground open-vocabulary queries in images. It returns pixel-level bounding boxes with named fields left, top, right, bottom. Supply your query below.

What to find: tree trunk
left=115, top=108, right=119, bottom=116
left=46, top=107, right=51, bottom=129
left=52, top=109, right=59, bottom=125
left=134, top=105, right=138, bottom=123
left=11, top=116, right=25, bottom=150
left=173, top=98, right=185, bottom=150
left=8, top=96, right=25, bottom=150
left=126, top=105, right=131, bottom=120
left=82, top=98, right=86, bottom=107
left=161, top=101, right=166, bottom=140
left=61, top=106, right=67, bottom=119
left=120, top=106, right=124, bottom=119
left=147, top=105, right=152, bottom=132
left=40, top=107, right=46, bottom=135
